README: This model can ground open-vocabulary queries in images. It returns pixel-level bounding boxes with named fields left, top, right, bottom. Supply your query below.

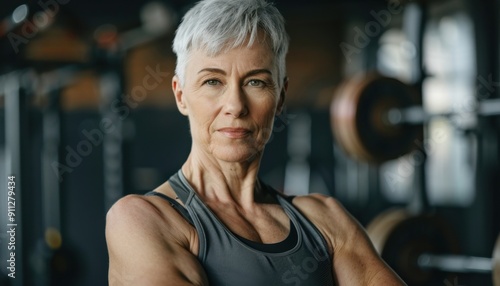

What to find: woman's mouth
left=217, top=128, right=251, bottom=139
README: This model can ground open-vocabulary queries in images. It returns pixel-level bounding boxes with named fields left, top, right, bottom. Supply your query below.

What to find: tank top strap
left=168, top=170, right=192, bottom=204
left=260, top=181, right=295, bottom=204
left=265, top=184, right=331, bottom=263
left=145, top=191, right=194, bottom=225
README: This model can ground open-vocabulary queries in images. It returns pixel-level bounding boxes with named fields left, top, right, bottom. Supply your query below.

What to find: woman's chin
left=212, top=147, right=262, bottom=163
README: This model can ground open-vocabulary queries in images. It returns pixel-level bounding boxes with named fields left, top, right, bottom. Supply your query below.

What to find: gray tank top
left=148, top=170, right=334, bottom=286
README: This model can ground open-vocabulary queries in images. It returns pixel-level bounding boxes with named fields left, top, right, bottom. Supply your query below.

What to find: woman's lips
left=218, top=128, right=251, bottom=138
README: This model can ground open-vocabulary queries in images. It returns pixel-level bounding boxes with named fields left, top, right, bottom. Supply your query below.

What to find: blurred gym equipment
left=330, top=73, right=500, bottom=163
left=0, top=2, right=174, bottom=285
left=366, top=208, right=500, bottom=286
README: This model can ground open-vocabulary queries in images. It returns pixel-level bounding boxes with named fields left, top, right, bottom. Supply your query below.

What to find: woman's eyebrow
left=198, top=68, right=226, bottom=75
left=245, top=69, right=273, bottom=77
left=197, top=68, right=272, bottom=77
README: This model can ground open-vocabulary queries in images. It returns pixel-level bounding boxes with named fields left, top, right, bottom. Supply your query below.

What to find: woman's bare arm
left=293, top=194, right=406, bottom=286
left=106, top=195, right=209, bottom=286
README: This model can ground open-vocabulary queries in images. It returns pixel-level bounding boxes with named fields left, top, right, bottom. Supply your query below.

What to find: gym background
left=0, top=0, right=499, bottom=285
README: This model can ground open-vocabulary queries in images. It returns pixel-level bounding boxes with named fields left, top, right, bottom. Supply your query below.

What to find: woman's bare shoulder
left=291, top=193, right=351, bottom=224
left=106, top=182, right=192, bottom=241
left=290, top=194, right=363, bottom=249
left=105, top=189, right=206, bottom=285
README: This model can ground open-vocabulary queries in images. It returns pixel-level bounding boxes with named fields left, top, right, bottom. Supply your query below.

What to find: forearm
left=333, top=249, right=406, bottom=286
left=365, top=265, right=407, bottom=286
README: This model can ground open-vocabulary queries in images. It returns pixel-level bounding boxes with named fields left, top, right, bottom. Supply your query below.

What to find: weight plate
left=331, top=73, right=422, bottom=163
left=366, top=210, right=460, bottom=285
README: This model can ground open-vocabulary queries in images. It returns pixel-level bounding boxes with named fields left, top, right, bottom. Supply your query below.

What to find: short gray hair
left=172, top=0, right=289, bottom=87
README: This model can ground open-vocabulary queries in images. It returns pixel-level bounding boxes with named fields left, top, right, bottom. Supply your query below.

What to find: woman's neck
left=181, top=149, right=266, bottom=209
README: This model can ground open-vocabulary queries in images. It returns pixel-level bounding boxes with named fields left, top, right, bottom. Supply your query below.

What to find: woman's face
left=172, top=41, right=286, bottom=163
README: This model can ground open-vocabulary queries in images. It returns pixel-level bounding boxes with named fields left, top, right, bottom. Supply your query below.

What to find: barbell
left=366, top=208, right=500, bottom=286
left=330, top=73, right=500, bottom=163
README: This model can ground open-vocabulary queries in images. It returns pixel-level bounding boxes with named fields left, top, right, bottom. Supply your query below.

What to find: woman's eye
left=248, top=80, right=264, bottom=87
left=204, top=79, right=220, bottom=86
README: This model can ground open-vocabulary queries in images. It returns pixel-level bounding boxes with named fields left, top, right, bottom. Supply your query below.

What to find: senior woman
left=106, top=0, right=406, bottom=285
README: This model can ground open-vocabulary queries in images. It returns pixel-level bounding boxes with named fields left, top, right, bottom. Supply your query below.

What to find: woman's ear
left=276, top=77, right=288, bottom=115
left=172, top=75, right=188, bottom=116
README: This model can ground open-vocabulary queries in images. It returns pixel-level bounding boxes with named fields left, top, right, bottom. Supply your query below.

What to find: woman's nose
left=223, top=85, right=249, bottom=118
